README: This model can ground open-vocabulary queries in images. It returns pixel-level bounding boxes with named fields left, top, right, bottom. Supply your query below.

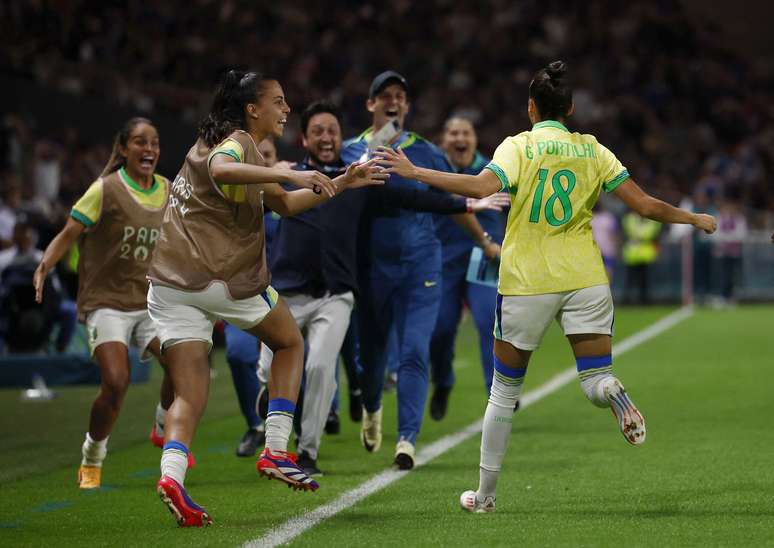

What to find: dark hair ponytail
left=198, top=69, right=272, bottom=147
left=100, top=117, right=155, bottom=177
left=529, top=60, right=573, bottom=121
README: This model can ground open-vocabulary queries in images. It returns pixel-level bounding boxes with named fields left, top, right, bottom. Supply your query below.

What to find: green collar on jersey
left=532, top=120, right=570, bottom=132
left=119, top=167, right=159, bottom=194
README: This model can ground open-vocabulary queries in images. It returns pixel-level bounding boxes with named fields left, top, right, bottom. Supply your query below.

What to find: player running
left=33, top=117, right=180, bottom=489
left=376, top=61, right=717, bottom=513
left=146, top=69, right=384, bottom=527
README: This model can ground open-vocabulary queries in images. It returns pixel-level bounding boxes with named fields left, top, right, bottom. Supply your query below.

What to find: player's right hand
left=694, top=213, right=717, bottom=234
left=287, top=170, right=337, bottom=197
left=32, top=262, right=48, bottom=304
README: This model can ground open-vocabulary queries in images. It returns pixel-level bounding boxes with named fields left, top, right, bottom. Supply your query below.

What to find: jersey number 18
left=529, top=168, right=576, bottom=226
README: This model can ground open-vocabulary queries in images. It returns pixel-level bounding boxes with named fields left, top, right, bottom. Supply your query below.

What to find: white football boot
left=603, top=378, right=646, bottom=445
left=459, top=490, right=496, bottom=513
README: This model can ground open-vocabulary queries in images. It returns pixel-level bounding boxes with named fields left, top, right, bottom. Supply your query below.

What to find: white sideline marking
left=245, top=306, right=694, bottom=548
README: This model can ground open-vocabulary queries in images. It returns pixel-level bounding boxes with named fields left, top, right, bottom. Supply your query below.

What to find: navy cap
left=368, top=70, right=408, bottom=99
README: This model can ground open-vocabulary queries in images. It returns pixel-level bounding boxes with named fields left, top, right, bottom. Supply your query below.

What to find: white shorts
left=494, top=284, right=614, bottom=351
left=147, top=281, right=278, bottom=351
left=85, top=308, right=157, bottom=361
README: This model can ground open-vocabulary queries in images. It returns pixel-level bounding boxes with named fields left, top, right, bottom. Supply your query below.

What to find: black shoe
left=296, top=450, right=323, bottom=477
left=257, top=384, right=268, bottom=421
left=429, top=387, right=451, bottom=421
left=325, top=409, right=340, bottom=435
left=236, top=427, right=265, bottom=457
left=349, top=389, right=363, bottom=422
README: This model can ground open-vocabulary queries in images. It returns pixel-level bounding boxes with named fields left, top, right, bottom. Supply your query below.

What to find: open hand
left=467, top=192, right=511, bottom=212
left=343, top=158, right=389, bottom=189
left=693, top=213, right=717, bottom=235
left=373, top=146, right=417, bottom=179
left=287, top=169, right=337, bottom=197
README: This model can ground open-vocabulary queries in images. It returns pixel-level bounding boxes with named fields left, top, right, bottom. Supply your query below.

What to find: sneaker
left=459, top=490, right=496, bottom=513
left=256, top=448, right=320, bottom=491
left=349, top=389, right=363, bottom=422
left=77, top=465, right=101, bottom=489
left=324, top=409, right=340, bottom=435
left=429, top=387, right=451, bottom=421
left=157, top=476, right=212, bottom=527
left=603, top=378, right=646, bottom=445
left=236, top=427, right=266, bottom=457
left=393, top=438, right=415, bottom=470
left=257, top=384, right=269, bottom=421
left=360, top=407, right=382, bottom=452
left=152, top=426, right=197, bottom=468
left=296, top=450, right=323, bottom=477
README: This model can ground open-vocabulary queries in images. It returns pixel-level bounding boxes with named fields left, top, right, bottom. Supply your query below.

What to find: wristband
left=465, top=198, right=473, bottom=213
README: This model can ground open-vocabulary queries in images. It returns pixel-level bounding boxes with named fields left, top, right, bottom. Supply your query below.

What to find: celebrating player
left=430, top=116, right=506, bottom=419
left=146, top=70, right=384, bottom=527
left=376, top=61, right=717, bottom=512
left=33, top=117, right=176, bottom=489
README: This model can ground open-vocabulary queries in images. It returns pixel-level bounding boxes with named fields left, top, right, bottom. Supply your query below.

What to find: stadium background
left=1, top=2, right=773, bottom=546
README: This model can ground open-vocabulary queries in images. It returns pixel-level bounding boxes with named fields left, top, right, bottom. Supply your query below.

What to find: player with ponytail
left=377, top=60, right=717, bottom=512
left=34, top=117, right=178, bottom=489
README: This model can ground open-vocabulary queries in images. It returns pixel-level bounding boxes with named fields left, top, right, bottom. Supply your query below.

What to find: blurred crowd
left=3, top=0, right=774, bottom=215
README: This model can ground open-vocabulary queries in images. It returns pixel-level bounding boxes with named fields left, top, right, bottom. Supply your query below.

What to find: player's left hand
left=374, top=146, right=417, bottom=179
left=343, top=158, right=388, bottom=189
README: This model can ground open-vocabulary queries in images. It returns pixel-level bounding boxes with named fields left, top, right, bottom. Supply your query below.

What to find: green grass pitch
left=1, top=306, right=772, bottom=547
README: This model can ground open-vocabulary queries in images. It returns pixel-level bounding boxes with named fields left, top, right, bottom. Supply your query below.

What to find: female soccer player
left=147, top=69, right=384, bottom=527
left=33, top=117, right=175, bottom=489
left=376, top=61, right=717, bottom=513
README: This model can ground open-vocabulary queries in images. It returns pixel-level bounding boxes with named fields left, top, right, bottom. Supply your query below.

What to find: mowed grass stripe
left=248, top=307, right=695, bottom=547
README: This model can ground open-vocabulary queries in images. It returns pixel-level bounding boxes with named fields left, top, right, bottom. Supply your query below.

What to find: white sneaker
left=603, top=378, right=646, bottom=445
left=393, top=438, right=415, bottom=470
left=459, top=490, right=496, bottom=513
left=360, top=407, right=382, bottom=452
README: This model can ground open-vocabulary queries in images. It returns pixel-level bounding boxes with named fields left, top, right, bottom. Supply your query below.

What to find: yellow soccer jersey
left=208, top=137, right=247, bottom=203
left=485, top=120, right=629, bottom=295
left=71, top=168, right=168, bottom=227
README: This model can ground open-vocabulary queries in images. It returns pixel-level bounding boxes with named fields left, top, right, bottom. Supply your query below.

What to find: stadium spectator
left=0, top=217, right=66, bottom=353
left=713, top=187, right=748, bottom=306
left=591, top=201, right=620, bottom=283
left=622, top=212, right=662, bottom=304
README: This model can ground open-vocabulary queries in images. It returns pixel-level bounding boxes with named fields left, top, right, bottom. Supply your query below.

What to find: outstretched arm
left=210, top=153, right=338, bottom=197
left=33, top=217, right=84, bottom=303
left=263, top=160, right=386, bottom=217
left=375, top=146, right=502, bottom=199
left=613, top=179, right=716, bottom=233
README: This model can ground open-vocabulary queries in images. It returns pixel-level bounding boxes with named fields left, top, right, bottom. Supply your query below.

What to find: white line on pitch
left=245, top=306, right=694, bottom=548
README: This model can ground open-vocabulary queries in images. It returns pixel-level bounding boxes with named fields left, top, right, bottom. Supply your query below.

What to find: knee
left=100, top=374, right=130, bottom=405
